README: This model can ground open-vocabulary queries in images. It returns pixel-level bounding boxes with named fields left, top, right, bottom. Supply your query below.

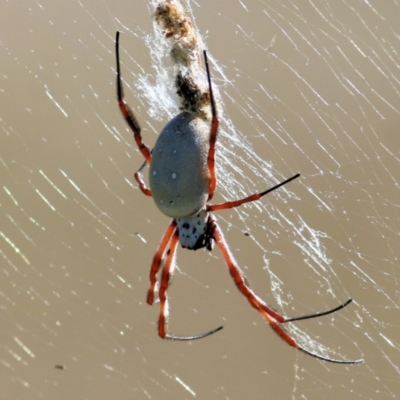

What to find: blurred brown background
left=1, top=1, right=399, bottom=399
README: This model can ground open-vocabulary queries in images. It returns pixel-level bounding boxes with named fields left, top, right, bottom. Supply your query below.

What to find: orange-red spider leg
left=206, top=116, right=219, bottom=201
left=115, top=31, right=152, bottom=164
left=134, top=160, right=152, bottom=197
left=147, top=220, right=177, bottom=305
left=157, top=227, right=223, bottom=340
left=208, top=173, right=300, bottom=212
left=207, top=173, right=355, bottom=325
left=210, top=219, right=287, bottom=322
left=158, top=228, right=179, bottom=338
left=135, top=171, right=152, bottom=196
left=203, top=50, right=219, bottom=201
left=211, top=220, right=362, bottom=364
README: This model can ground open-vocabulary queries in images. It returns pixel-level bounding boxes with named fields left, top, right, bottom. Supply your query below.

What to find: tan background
left=1, top=1, right=399, bottom=399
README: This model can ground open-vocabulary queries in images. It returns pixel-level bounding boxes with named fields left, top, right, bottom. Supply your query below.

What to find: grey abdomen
left=149, top=112, right=211, bottom=218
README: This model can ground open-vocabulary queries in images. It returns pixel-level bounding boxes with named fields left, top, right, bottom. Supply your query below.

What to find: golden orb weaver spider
left=115, top=32, right=363, bottom=364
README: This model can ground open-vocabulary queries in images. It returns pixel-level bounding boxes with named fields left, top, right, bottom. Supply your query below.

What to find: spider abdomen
left=149, top=112, right=211, bottom=218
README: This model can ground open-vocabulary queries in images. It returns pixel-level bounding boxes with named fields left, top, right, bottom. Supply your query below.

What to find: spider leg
left=203, top=51, right=219, bottom=202
left=115, top=31, right=152, bottom=163
left=147, top=220, right=177, bottom=305
left=211, top=219, right=363, bottom=364
left=208, top=173, right=300, bottom=212
left=134, top=160, right=152, bottom=197
left=158, top=228, right=223, bottom=340
left=207, top=173, right=356, bottom=327
left=283, top=298, right=353, bottom=322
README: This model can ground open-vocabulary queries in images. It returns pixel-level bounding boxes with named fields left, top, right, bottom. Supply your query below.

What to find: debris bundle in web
left=153, top=0, right=212, bottom=120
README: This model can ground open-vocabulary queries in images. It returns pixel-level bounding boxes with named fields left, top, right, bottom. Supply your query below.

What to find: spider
left=115, top=32, right=363, bottom=364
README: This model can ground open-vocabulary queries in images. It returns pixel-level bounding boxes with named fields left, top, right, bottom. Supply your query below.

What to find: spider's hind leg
left=115, top=31, right=152, bottom=163
left=203, top=51, right=219, bottom=202
left=134, top=160, right=152, bottom=197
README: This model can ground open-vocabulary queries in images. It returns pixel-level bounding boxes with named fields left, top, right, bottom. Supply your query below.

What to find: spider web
left=1, top=0, right=399, bottom=399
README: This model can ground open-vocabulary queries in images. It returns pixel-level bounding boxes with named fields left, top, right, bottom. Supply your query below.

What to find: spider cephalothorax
left=176, top=210, right=214, bottom=251
left=115, top=31, right=362, bottom=364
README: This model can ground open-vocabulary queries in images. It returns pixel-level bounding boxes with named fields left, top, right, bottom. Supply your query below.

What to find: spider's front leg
left=210, top=217, right=362, bottom=364
left=155, top=222, right=223, bottom=340
left=146, top=220, right=178, bottom=305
